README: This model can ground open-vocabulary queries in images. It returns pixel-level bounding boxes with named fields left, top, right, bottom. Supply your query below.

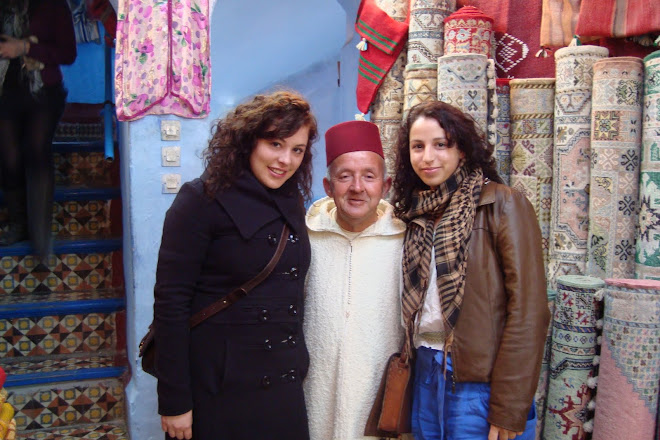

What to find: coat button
left=288, top=369, right=297, bottom=382
left=261, top=376, right=271, bottom=388
left=289, top=267, right=299, bottom=279
left=287, top=335, right=297, bottom=347
left=288, top=304, right=298, bottom=316
left=288, top=234, right=299, bottom=243
left=259, top=309, right=270, bottom=322
left=264, top=338, right=272, bottom=350
left=267, top=234, right=278, bottom=246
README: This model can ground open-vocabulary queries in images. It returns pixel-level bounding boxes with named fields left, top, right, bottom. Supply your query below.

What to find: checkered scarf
left=401, top=166, right=483, bottom=355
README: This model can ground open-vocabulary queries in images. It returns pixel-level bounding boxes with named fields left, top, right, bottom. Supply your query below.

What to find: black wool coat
left=153, top=171, right=311, bottom=440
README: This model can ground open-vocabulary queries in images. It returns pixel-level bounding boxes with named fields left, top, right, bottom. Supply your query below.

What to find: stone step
left=7, top=378, right=125, bottom=432
left=17, top=422, right=129, bottom=440
left=0, top=239, right=121, bottom=294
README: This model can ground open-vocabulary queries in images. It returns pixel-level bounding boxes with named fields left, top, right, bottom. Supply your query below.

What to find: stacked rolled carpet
left=534, top=288, right=557, bottom=440
left=547, top=46, right=609, bottom=288
left=494, top=78, right=512, bottom=185
left=591, top=279, right=660, bottom=440
left=403, top=65, right=438, bottom=115
left=636, top=50, right=660, bottom=280
left=544, top=275, right=604, bottom=440
left=437, top=53, right=495, bottom=140
left=443, top=5, right=494, bottom=57
left=407, top=0, right=454, bottom=65
left=586, top=57, right=644, bottom=280
left=509, top=78, right=555, bottom=264
left=369, top=0, right=409, bottom=175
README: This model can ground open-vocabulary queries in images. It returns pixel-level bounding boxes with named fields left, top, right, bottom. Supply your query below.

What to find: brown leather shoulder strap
left=189, top=223, right=290, bottom=328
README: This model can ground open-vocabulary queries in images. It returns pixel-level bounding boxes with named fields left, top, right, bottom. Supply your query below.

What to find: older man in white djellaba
left=303, top=120, right=406, bottom=440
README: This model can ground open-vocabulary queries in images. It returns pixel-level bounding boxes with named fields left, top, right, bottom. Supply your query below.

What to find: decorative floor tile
left=17, top=422, right=128, bottom=440
left=0, top=289, right=121, bottom=306
left=8, top=379, right=124, bottom=431
left=54, top=153, right=112, bottom=187
left=1, top=352, right=117, bottom=376
left=0, top=253, right=113, bottom=295
left=52, top=201, right=111, bottom=238
left=0, top=313, right=117, bottom=358
left=54, top=123, right=103, bottom=142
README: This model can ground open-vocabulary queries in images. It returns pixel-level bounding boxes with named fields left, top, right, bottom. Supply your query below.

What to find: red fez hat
left=325, top=120, right=384, bottom=166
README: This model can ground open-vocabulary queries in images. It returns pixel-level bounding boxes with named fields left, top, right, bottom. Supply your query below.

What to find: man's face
left=323, top=151, right=391, bottom=232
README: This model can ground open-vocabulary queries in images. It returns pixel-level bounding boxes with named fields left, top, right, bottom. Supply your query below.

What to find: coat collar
left=210, top=170, right=306, bottom=240
left=478, top=180, right=496, bottom=207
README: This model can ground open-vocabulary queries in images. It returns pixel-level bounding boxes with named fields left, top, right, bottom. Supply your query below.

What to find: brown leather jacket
left=416, top=181, right=550, bottom=432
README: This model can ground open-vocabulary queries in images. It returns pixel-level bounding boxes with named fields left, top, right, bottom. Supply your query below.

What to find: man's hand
left=161, top=410, right=193, bottom=440
left=0, top=35, right=28, bottom=59
left=488, top=423, right=522, bottom=440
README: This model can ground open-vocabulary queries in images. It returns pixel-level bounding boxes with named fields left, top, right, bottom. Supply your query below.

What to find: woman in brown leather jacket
left=392, top=101, right=550, bottom=440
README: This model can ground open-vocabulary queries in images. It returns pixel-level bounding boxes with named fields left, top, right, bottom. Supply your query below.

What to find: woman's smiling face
left=249, top=125, right=310, bottom=189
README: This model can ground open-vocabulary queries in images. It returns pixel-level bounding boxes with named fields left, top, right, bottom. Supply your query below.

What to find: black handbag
left=139, top=224, right=290, bottom=377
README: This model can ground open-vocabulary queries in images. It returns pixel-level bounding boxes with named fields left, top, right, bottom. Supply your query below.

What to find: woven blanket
left=114, top=0, right=211, bottom=121
left=457, top=0, right=555, bottom=78
left=539, top=0, right=581, bottom=48
left=509, top=78, right=555, bottom=265
left=576, top=0, right=660, bottom=38
left=636, top=50, right=660, bottom=281
left=535, top=289, right=557, bottom=440
left=437, top=53, right=495, bottom=140
left=403, top=64, right=438, bottom=115
left=544, top=275, right=604, bottom=440
left=370, top=0, right=409, bottom=176
left=591, top=279, right=660, bottom=440
left=443, top=6, right=493, bottom=57
left=408, top=0, right=455, bottom=65
left=547, top=46, right=609, bottom=288
left=495, top=79, right=512, bottom=186
left=586, top=57, right=644, bottom=280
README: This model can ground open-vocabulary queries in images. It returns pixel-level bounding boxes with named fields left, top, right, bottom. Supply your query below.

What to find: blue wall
left=120, top=1, right=361, bottom=438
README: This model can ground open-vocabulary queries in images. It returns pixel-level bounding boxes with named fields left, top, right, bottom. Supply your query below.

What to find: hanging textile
left=457, top=0, right=555, bottom=78
left=543, top=275, right=604, bottom=440
left=494, top=78, right=512, bottom=186
left=443, top=6, right=494, bottom=57
left=592, top=279, right=660, bottom=440
left=509, top=78, right=555, bottom=265
left=576, top=0, right=660, bottom=39
left=534, top=288, right=557, bottom=440
left=408, top=0, right=454, bottom=65
left=636, top=50, right=660, bottom=280
left=114, top=0, right=211, bottom=121
left=436, top=53, right=496, bottom=141
left=586, top=57, right=644, bottom=280
left=66, top=0, right=101, bottom=44
left=547, top=46, right=609, bottom=288
left=369, top=0, right=409, bottom=175
left=539, top=0, right=581, bottom=48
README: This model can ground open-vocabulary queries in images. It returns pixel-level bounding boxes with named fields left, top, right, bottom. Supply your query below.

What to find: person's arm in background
left=25, top=0, right=77, bottom=66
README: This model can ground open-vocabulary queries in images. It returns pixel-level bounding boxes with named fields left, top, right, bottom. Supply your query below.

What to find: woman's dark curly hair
left=392, top=101, right=503, bottom=217
left=203, top=90, right=318, bottom=201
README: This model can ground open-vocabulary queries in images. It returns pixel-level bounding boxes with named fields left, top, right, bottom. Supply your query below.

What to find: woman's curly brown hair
left=392, top=101, right=503, bottom=217
left=202, top=90, right=318, bottom=201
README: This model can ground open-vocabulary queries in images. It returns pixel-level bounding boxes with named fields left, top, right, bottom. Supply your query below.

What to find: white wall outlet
left=161, top=146, right=181, bottom=167
left=162, top=173, right=181, bottom=193
left=160, top=120, right=181, bottom=141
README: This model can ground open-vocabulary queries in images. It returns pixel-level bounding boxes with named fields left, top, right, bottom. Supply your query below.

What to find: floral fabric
left=114, top=0, right=211, bottom=121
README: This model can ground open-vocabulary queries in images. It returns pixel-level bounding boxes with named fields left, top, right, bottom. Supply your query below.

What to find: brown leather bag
left=364, top=349, right=413, bottom=437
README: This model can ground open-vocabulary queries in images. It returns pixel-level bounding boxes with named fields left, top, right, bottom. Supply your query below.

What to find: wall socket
left=162, top=173, right=181, bottom=193
left=161, top=120, right=181, bottom=141
left=161, top=146, right=181, bottom=167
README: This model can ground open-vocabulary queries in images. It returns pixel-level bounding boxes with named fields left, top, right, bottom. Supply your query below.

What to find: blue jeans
left=411, top=346, right=536, bottom=440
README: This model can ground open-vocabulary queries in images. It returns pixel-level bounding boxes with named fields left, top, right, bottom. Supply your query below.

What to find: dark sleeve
left=487, top=188, right=551, bottom=432
left=27, top=0, right=77, bottom=66
left=153, top=182, right=212, bottom=416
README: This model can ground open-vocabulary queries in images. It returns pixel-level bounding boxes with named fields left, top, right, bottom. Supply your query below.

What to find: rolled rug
left=534, top=288, right=557, bottom=440
left=403, top=64, right=438, bottom=116
left=407, top=0, right=455, bottom=65
left=509, top=78, right=555, bottom=264
left=370, top=0, right=409, bottom=176
left=539, top=0, right=581, bottom=48
left=586, top=57, right=644, bottom=280
left=547, top=46, right=609, bottom=288
left=443, top=5, right=494, bottom=57
left=437, top=53, right=495, bottom=141
left=592, top=279, right=660, bottom=440
left=494, top=78, right=512, bottom=186
left=543, top=275, right=604, bottom=440
left=636, top=50, right=660, bottom=280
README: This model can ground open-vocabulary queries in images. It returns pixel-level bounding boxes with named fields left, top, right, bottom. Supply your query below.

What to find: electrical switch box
left=162, top=173, right=181, bottom=193
left=161, top=120, right=181, bottom=141
left=162, top=146, right=181, bottom=167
